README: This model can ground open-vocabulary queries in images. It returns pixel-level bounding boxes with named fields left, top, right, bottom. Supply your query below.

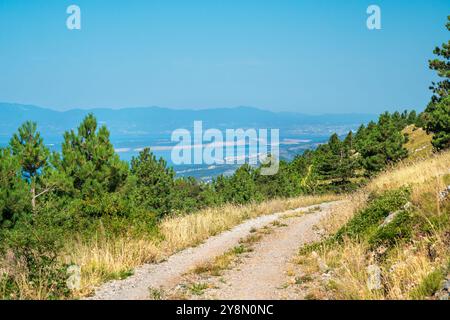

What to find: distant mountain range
left=0, top=103, right=377, bottom=141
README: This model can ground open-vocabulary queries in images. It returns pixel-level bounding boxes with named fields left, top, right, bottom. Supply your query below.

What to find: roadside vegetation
left=294, top=150, right=450, bottom=300
left=292, top=17, right=450, bottom=300
left=0, top=17, right=449, bottom=300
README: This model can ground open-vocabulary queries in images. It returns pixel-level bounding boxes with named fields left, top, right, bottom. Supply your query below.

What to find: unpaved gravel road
left=90, top=201, right=339, bottom=300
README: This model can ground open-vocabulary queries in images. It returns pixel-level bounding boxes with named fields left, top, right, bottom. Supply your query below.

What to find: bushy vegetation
left=0, top=107, right=416, bottom=299
left=0, top=15, right=448, bottom=301
left=0, top=101, right=427, bottom=299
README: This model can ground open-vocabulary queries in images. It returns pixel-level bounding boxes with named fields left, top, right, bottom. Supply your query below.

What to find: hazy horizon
left=1, top=0, right=449, bottom=113
left=0, top=101, right=381, bottom=116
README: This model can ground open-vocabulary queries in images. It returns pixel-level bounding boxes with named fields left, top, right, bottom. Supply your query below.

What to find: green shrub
left=333, top=188, right=411, bottom=242
left=410, top=269, right=445, bottom=300
left=368, top=210, right=414, bottom=248
left=0, top=215, right=70, bottom=300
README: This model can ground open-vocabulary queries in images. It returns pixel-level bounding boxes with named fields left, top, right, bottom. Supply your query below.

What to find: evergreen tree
left=130, top=148, right=175, bottom=218
left=9, top=121, right=49, bottom=210
left=423, top=16, right=450, bottom=150
left=56, top=114, right=128, bottom=198
left=0, top=148, right=30, bottom=227
left=407, top=110, right=418, bottom=125
left=255, top=160, right=301, bottom=198
left=291, top=151, right=319, bottom=193
left=428, top=16, right=450, bottom=102
left=340, top=131, right=359, bottom=182
left=356, top=114, right=408, bottom=174
left=219, top=164, right=262, bottom=204
left=424, top=96, right=450, bottom=150
left=316, top=133, right=358, bottom=185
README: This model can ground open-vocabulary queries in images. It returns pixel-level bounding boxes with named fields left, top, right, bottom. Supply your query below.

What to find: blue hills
left=0, top=102, right=376, bottom=140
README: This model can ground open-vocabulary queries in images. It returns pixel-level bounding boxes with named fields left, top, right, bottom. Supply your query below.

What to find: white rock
left=380, top=210, right=400, bottom=227
left=66, top=265, right=81, bottom=291
left=367, top=264, right=382, bottom=291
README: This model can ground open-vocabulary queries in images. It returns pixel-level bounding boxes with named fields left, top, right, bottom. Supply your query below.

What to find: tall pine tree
left=9, top=122, right=49, bottom=211
left=424, top=16, right=450, bottom=150
left=55, top=114, right=128, bottom=198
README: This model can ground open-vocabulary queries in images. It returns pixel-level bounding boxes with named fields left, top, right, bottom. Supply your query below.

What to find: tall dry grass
left=366, top=150, right=450, bottom=194
left=296, top=150, right=450, bottom=300
left=319, top=191, right=368, bottom=235
left=66, top=194, right=340, bottom=297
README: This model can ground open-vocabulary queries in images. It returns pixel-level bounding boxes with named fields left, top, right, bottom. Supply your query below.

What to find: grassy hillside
left=294, top=149, right=450, bottom=300
left=403, top=125, right=433, bottom=162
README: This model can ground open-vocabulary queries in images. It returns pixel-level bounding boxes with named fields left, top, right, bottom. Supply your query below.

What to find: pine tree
left=130, top=148, right=175, bottom=218
left=222, top=164, right=262, bottom=204
left=425, top=96, right=450, bottom=150
left=428, top=16, right=450, bottom=102
left=56, top=114, right=128, bottom=198
left=316, top=133, right=358, bottom=185
left=424, top=16, right=450, bottom=150
left=356, top=114, right=408, bottom=174
left=9, top=121, right=49, bottom=210
left=0, top=148, right=30, bottom=227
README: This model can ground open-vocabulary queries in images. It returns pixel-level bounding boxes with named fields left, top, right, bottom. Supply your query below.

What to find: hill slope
left=293, top=149, right=450, bottom=300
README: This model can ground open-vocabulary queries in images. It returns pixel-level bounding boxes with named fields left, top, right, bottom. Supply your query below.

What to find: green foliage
left=9, top=121, right=50, bottom=210
left=314, top=132, right=360, bottom=190
left=410, top=268, right=445, bottom=300
left=130, top=148, right=175, bottom=218
left=9, top=121, right=49, bottom=181
left=368, top=210, right=414, bottom=248
left=424, top=96, right=450, bottom=151
left=428, top=16, right=450, bottom=103
left=334, top=188, right=410, bottom=242
left=55, top=113, right=128, bottom=198
left=0, top=148, right=30, bottom=228
left=215, top=164, right=263, bottom=205
left=189, top=282, right=209, bottom=295
left=255, top=160, right=303, bottom=198
left=355, top=113, right=408, bottom=174
left=423, top=16, right=450, bottom=151
left=0, top=210, right=71, bottom=300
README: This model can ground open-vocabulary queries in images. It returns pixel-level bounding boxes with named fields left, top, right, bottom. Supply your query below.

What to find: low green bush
left=368, top=210, right=414, bottom=248
left=410, top=268, right=445, bottom=300
left=333, top=188, right=411, bottom=242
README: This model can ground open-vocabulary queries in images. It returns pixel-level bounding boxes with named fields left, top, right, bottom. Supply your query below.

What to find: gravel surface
left=89, top=201, right=339, bottom=300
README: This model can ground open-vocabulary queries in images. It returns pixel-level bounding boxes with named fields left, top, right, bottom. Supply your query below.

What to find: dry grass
left=295, top=150, right=450, bottom=300
left=0, top=251, right=63, bottom=300
left=403, top=125, right=433, bottom=162
left=65, top=194, right=339, bottom=297
left=159, top=194, right=340, bottom=253
left=64, top=235, right=160, bottom=297
left=319, top=192, right=368, bottom=235
left=366, top=150, right=450, bottom=194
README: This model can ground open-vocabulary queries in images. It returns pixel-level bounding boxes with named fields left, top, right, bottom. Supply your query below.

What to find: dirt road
left=90, top=201, right=339, bottom=300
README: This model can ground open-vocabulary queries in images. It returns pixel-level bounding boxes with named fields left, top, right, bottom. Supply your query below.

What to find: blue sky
left=0, top=0, right=449, bottom=113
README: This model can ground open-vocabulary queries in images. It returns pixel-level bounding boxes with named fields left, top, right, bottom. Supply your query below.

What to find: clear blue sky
left=0, top=0, right=449, bottom=113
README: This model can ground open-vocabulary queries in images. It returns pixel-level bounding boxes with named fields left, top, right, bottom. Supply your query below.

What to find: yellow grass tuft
left=64, top=235, right=160, bottom=297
